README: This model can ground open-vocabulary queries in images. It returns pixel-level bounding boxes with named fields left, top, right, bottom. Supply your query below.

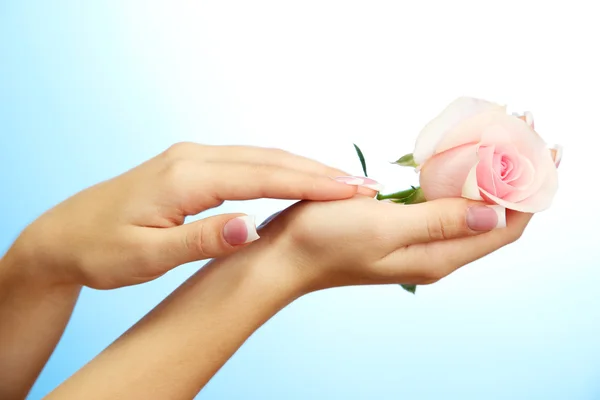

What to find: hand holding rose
left=256, top=196, right=526, bottom=294
left=354, top=97, right=561, bottom=293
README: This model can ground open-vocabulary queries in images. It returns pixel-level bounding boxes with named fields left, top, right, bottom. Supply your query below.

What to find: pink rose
left=413, top=97, right=561, bottom=213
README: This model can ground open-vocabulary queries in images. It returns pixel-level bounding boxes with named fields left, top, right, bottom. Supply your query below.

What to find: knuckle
left=185, top=224, right=208, bottom=258
left=425, top=214, right=448, bottom=241
left=162, top=142, right=198, bottom=161
left=161, top=158, right=196, bottom=185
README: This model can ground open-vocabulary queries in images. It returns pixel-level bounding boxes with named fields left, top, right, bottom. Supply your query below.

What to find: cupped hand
left=6, top=143, right=372, bottom=289
left=258, top=196, right=529, bottom=293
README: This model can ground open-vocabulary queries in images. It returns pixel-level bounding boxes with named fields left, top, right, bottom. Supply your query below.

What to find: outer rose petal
left=413, top=97, right=505, bottom=165
left=478, top=115, right=548, bottom=157
left=434, top=111, right=539, bottom=157
left=419, top=144, right=479, bottom=200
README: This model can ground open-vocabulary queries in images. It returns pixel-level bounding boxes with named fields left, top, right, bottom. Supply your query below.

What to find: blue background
left=1, top=1, right=599, bottom=399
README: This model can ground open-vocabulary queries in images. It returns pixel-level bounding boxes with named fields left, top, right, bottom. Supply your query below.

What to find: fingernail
left=333, top=176, right=385, bottom=192
left=513, top=111, right=534, bottom=129
left=223, top=216, right=260, bottom=245
left=549, top=144, right=562, bottom=168
left=524, top=111, right=534, bottom=127
left=467, top=205, right=506, bottom=231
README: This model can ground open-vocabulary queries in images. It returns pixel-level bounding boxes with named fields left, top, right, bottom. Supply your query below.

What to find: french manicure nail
left=223, top=216, right=260, bottom=245
left=467, top=205, right=506, bottom=231
left=333, top=176, right=385, bottom=192
left=524, top=111, right=534, bottom=127
left=549, top=144, right=563, bottom=168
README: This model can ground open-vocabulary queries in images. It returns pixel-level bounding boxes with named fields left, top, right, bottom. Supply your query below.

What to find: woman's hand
left=6, top=142, right=367, bottom=289
left=257, top=195, right=528, bottom=293
left=43, top=194, right=532, bottom=400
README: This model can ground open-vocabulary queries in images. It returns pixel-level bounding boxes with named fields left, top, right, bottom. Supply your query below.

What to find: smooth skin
left=0, top=142, right=530, bottom=399
left=48, top=196, right=529, bottom=398
left=0, top=143, right=361, bottom=400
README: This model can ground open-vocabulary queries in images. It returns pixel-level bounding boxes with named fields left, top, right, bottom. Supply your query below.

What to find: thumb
left=396, top=198, right=506, bottom=244
left=162, top=213, right=260, bottom=265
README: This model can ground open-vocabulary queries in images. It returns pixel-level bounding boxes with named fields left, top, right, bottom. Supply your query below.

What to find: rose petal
left=499, top=145, right=523, bottom=183
left=432, top=109, right=517, bottom=157
left=494, top=157, right=535, bottom=201
left=462, top=163, right=483, bottom=200
left=493, top=151, right=514, bottom=180
left=476, top=145, right=497, bottom=196
left=487, top=145, right=535, bottom=200
left=480, top=151, right=558, bottom=212
left=419, top=143, right=479, bottom=200
left=478, top=115, right=547, bottom=160
left=413, top=97, right=505, bottom=165
left=506, top=155, right=535, bottom=190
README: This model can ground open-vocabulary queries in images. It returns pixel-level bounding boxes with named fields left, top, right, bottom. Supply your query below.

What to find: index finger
left=164, top=142, right=352, bottom=178
left=176, top=162, right=382, bottom=215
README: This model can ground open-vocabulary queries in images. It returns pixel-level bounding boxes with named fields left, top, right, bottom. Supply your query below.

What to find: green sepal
left=376, top=187, right=417, bottom=201
left=402, top=187, right=426, bottom=204
left=392, top=153, right=418, bottom=168
left=376, top=186, right=426, bottom=204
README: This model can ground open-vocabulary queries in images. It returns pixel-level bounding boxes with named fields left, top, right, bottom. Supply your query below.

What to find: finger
left=203, top=164, right=363, bottom=200
left=153, top=213, right=260, bottom=267
left=164, top=142, right=351, bottom=178
left=382, top=198, right=506, bottom=245
left=174, top=162, right=384, bottom=215
left=380, top=210, right=532, bottom=284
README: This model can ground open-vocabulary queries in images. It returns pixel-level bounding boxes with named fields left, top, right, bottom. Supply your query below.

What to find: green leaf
left=353, top=144, right=368, bottom=177
left=400, top=284, right=417, bottom=294
left=393, top=153, right=418, bottom=168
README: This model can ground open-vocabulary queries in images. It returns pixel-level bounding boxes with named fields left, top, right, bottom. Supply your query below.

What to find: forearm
left=0, top=252, right=81, bottom=399
left=47, top=243, right=302, bottom=399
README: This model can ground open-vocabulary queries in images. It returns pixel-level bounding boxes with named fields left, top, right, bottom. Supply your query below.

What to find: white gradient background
left=1, top=1, right=599, bottom=399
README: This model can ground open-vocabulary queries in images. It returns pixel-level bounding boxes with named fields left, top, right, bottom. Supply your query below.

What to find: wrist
left=49, top=236, right=308, bottom=399
left=223, top=237, right=308, bottom=304
left=0, top=244, right=80, bottom=292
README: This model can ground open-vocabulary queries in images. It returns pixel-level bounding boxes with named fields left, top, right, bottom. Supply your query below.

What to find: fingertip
left=466, top=205, right=505, bottom=231
left=356, top=186, right=378, bottom=198
left=223, top=215, right=260, bottom=246
left=333, top=176, right=384, bottom=191
left=505, top=208, right=534, bottom=227
left=313, top=177, right=360, bottom=199
left=491, top=205, right=507, bottom=228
